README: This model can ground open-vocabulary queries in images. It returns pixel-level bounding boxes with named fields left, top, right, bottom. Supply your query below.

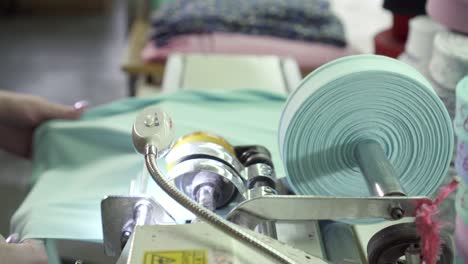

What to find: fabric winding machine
left=100, top=55, right=457, bottom=264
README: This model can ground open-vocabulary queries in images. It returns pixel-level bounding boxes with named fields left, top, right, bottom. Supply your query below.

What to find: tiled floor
left=0, top=1, right=128, bottom=236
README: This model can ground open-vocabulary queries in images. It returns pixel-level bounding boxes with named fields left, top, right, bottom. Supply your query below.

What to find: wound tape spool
left=429, top=31, right=468, bottom=91
left=399, top=17, right=453, bottom=119
left=279, top=54, right=453, bottom=197
left=166, top=131, right=236, bottom=170
left=172, top=131, right=235, bottom=155
left=404, top=16, right=445, bottom=64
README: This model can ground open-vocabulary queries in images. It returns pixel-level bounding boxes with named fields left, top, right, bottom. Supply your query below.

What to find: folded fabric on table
left=142, top=33, right=357, bottom=71
left=11, top=90, right=286, bottom=241
left=150, top=0, right=346, bottom=47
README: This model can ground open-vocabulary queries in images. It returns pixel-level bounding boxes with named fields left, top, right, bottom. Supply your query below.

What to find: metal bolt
left=264, top=186, right=276, bottom=195
left=120, top=231, right=132, bottom=249
left=261, top=165, right=273, bottom=176
left=144, top=114, right=155, bottom=127
left=390, top=206, right=405, bottom=220
left=405, top=243, right=421, bottom=264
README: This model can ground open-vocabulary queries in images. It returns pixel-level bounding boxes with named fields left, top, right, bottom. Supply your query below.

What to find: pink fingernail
left=6, top=233, right=19, bottom=243
left=73, top=100, right=89, bottom=110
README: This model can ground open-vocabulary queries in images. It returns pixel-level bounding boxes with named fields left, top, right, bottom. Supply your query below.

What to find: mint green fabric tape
left=280, top=55, right=453, bottom=197
left=11, top=90, right=287, bottom=241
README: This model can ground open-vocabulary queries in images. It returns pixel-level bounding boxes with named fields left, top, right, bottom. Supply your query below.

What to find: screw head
left=390, top=207, right=404, bottom=220
left=144, top=114, right=157, bottom=127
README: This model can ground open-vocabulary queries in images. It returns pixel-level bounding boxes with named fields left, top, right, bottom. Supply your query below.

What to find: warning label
left=144, top=250, right=208, bottom=264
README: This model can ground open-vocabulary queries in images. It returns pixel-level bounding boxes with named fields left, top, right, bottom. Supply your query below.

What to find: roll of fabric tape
left=405, top=16, right=445, bottom=63
left=429, top=31, right=468, bottom=91
left=166, top=131, right=236, bottom=170
left=427, top=0, right=468, bottom=34
left=279, top=55, right=453, bottom=197
left=172, top=131, right=235, bottom=155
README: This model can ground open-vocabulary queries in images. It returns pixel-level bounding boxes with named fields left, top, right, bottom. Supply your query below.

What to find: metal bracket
left=101, top=195, right=176, bottom=256
left=227, top=195, right=431, bottom=227
left=117, top=222, right=329, bottom=264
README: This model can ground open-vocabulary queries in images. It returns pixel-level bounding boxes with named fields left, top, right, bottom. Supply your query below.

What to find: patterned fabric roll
left=429, top=31, right=468, bottom=91
left=455, top=141, right=468, bottom=183
left=455, top=77, right=468, bottom=182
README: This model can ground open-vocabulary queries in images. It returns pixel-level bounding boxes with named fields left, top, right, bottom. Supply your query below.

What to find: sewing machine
left=100, top=106, right=455, bottom=264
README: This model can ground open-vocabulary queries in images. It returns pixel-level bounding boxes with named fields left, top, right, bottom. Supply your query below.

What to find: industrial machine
left=100, top=106, right=454, bottom=264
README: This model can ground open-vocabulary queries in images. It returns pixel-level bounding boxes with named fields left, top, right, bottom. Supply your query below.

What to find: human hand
left=0, top=234, right=48, bottom=264
left=0, top=91, right=87, bottom=158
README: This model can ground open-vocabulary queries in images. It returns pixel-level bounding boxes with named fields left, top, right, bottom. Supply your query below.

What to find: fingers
left=73, top=100, right=89, bottom=112
left=37, top=99, right=88, bottom=122
left=0, top=91, right=88, bottom=127
left=21, top=240, right=48, bottom=264
left=7, top=240, right=48, bottom=264
left=5, top=234, right=19, bottom=244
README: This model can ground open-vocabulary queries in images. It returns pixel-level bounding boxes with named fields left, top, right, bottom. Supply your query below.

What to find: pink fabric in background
left=142, top=33, right=358, bottom=71
left=427, top=0, right=468, bottom=34
left=456, top=216, right=468, bottom=262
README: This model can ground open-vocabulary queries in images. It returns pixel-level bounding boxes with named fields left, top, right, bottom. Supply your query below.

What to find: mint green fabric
left=11, top=90, right=286, bottom=241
